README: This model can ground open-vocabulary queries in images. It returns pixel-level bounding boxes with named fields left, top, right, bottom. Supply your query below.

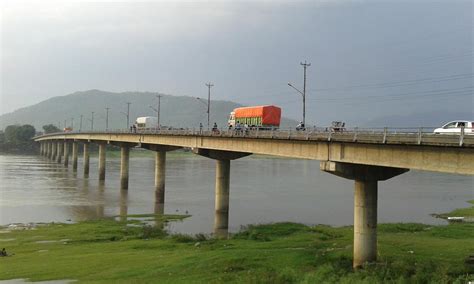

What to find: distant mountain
left=0, top=90, right=298, bottom=131
left=364, top=110, right=473, bottom=128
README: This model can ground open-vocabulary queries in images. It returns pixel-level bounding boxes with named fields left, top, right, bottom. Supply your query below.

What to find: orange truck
left=227, top=105, right=281, bottom=129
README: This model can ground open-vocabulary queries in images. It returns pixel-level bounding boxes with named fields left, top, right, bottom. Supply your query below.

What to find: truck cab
left=228, top=112, right=236, bottom=128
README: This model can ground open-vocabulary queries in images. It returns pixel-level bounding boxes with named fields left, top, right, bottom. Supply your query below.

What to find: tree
left=43, top=124, right=60, bottom=134
left=4, top=125, right=21, bottom=143
left=4, top=124, right=36, bottom=143
left=17, top=125, right=36, bottom=141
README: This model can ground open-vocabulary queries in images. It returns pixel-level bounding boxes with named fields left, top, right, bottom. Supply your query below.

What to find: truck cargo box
left=233, top=105, right=281, bottom=126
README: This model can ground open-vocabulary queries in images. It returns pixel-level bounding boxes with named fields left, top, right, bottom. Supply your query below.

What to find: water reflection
left=96, top=182, right=105, bottom=218
left=154, top=189, right=164, bottom=215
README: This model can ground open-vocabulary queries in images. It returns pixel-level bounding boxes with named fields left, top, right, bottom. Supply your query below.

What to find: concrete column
left=46, top=142, right=50, bottom=158
left=154, top=151, right=166, bottom=208
left=321, top=161, right=408, bottom=268
left=214, top=159, right=231, bottom=238
left=51, top=142, right=57, bottom=160
left=98, top=143, right=106, bottom=181
left=120, top=146, right=130, bottom=189
left=63, top=142, right=70, bottom=167
left=83, top=143, right=90, bottom=178
left=40, top=143, right=43, bottom=155
left=49, top=142, right=53, bottom=159
left=353, top=180, right=378, bottom=268
left=193, top=149, right=251, bottom=239
left=56, top=142, right=63, bottom=164
left=72, top=142, right=78, bottom=171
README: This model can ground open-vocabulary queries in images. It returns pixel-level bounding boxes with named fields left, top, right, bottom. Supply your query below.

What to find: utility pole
left=126, top=102, right=131, bottom=128
left=64, top=119, right=67, bottom=129
left=105, top=107, right=110, bottom=131
left=300, top=61, right=311, bottom=126
left=90, top=112, right=95, bottom=131
left=156, top=95, right=162, bottom=128
left=205, top=82, right=214, bottom=129
left=80, top=115, right=83, bottom=132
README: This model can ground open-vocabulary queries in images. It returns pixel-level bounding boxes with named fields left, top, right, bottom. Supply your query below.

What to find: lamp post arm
left=196, top=97, right=209, bottom=108
left=288, top=83, right=304, bottom=97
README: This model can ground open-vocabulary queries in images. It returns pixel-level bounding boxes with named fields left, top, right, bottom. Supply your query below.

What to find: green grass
left=439, top=200, right=474, bottom=218
left=0, top=218, right=473, bottom=283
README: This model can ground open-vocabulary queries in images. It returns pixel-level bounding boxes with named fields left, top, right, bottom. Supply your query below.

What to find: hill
left=0, top=90, right=298, bottom=131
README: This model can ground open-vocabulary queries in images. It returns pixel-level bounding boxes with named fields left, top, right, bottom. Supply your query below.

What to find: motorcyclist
left=296, top=121, right=305, bottom=131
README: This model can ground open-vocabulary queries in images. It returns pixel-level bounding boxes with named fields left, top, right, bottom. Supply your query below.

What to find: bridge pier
left=98, top=143, right=106, bottom=181
left=194, top=148, right=251, bottom=238
left=45, top=142, right=50, bottom=158
left=214, top=159, right=231, bottom=237
left=72, top=142, right=78, bottom=171
left=142, top=145, right=180, bottom=213
left=321, top=161, right=408, bottom=268
left=56, top=142, right=63, bottom=164
left=51, top=142, right=57, bottom=160
left=83, top=143, right=90, bottom=178
left=63, top=142, right=70, bottom=167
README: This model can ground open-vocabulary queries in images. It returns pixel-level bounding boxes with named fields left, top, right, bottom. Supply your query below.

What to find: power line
left=308, top=73, right=473, bottom=93
left=276, top=86, right=473, bottom=106
left=234, top=72, right=473, bottom=102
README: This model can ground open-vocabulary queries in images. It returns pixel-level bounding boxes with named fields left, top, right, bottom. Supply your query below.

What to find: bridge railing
left=36, top=126, right=474, bottom=147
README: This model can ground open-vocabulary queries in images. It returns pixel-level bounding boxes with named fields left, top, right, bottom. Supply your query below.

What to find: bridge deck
left=34, top=129, right=474, bottom=175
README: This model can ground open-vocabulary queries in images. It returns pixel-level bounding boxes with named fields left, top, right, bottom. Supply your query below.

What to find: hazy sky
left=1, top=0, right=472, bottom=124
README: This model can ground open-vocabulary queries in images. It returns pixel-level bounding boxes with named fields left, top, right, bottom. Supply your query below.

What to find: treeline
left=0, top=124, right=60, bottom=154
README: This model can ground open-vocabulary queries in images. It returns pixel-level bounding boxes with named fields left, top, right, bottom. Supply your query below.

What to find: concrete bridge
left=34, top=129, right=474, bottom=268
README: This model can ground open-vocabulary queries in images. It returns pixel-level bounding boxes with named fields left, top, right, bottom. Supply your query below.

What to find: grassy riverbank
left=440, top=200, right=474, bottom=218
left=0, top=216, right=473, bottom=283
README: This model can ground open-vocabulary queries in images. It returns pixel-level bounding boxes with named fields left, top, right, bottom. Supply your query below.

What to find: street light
left=121, top=102, right=131, bottom=129
left=149, top=94, right=162, bottom=129
left=288, top=82, right=305, bottom=125
left=196, top=83, right=214, bottom=129
left=196, top=97, right=210, bottom=129
left=288, top=61, right=310, bottom=126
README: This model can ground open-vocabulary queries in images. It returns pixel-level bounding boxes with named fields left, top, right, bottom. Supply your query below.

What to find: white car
left=433, top=120, right=474, bottom=135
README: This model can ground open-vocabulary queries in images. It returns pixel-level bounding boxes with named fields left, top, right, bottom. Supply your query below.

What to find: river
left=0, top=154, right=472, bottom=234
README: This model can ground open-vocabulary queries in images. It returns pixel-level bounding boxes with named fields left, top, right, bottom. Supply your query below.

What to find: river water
left=0, top=154, right=473, bottom=234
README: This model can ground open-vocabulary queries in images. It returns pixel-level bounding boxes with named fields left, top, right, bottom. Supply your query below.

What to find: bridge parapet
left=35, top=127, right=474, bottom=148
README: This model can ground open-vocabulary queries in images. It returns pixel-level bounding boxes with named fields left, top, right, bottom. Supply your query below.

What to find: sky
left=1, top=0, right=472, bottom=125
